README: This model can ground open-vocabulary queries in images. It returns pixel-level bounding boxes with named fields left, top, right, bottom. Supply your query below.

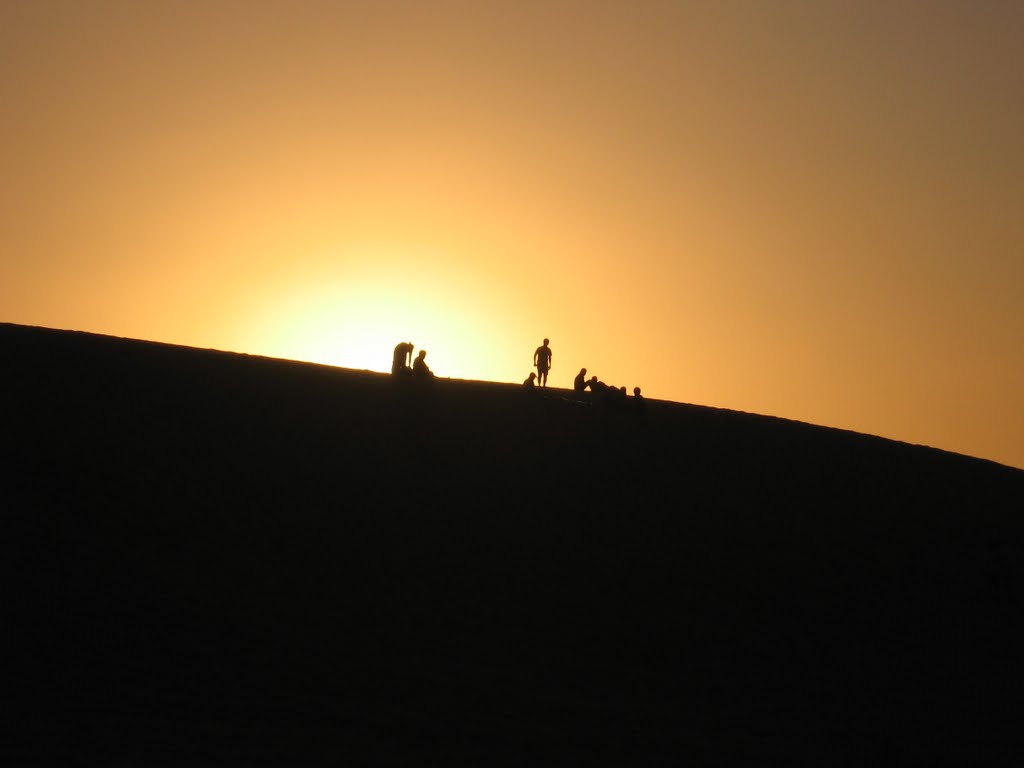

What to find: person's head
left=417, top=350, right=426, bottom=359
left=580, top=367, right=587, bottom=375
left=633, top=386, right=642, bottom=397
left=620, top=386, right=626, bottom=394
left=543, top=338, right=549, bottom=346
left=528, top=372, right=536, bottom=379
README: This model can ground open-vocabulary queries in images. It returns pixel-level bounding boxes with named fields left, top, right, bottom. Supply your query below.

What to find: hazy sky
left=3, top=1, right=1022, bottom=468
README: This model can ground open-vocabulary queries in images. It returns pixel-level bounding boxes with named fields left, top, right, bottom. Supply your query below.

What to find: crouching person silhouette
left=392, top=341, right=414, bottom=375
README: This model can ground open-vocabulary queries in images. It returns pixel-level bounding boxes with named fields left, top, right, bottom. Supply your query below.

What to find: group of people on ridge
left=392, top=336, right=643, bottom=410
left=391, top=341, right=433, bottom=378
left=522, top=338, right=645, bottom=410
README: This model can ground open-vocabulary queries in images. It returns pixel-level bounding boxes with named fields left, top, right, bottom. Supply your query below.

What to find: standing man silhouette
left=534, top=338, right=552, bottom=388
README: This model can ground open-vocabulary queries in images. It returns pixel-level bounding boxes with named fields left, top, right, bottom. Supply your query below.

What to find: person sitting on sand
left=587, top=377, right=611, bottom=405
left=523, top=372, right=537, bottom=390
left=573, top=367, right=588, bottom=396
left=632, top=386, right=646, bottom=412
left=606, top=385, right=627, bottom=409
left=413, top=349, right=434, bottom=378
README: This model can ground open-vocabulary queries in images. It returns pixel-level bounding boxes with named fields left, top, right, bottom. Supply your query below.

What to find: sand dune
left=4, top=322, right=1023, bottom=765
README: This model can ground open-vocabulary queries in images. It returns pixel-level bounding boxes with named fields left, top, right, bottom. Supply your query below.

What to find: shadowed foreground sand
left=4, top=322, right=1023, bottom=766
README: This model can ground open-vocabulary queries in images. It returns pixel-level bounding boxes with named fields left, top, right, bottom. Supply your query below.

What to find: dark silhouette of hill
left=4, top=322, right=1023, bottom=766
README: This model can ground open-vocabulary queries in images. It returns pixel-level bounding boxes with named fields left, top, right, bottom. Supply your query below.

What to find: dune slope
left=4, top=322, right=1023, bottom=765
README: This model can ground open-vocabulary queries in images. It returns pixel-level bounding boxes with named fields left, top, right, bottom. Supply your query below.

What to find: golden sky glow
left=2, top=1, right=1022, bottom=468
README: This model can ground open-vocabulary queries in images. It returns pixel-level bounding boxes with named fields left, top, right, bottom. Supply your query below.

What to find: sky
left=2, top=1, right=1022, bottom=469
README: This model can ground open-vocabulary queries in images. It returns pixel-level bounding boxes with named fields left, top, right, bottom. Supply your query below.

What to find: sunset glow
left=225, top=242, right=526, bottom=378
left=2, top=2, right=1021, bottom=468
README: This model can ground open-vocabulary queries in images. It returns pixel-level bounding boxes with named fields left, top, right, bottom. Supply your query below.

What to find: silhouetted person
left=588, top=377, right=609, bottom=405
left=611, top=385, right=628, bottom=408
left=413, top=349, right=434, bottom=378
left=573, top=367, right=588, bottom=396
left=523, top=372, right=537, bottom=390
left=392, top=341, right=413, bottom=375
left=632, top=386, right=646, bottom=413
left=534, top=338, right=552, bottom=387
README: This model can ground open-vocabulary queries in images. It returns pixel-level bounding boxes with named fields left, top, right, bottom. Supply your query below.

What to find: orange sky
left=3, top=1, right=1022, bottom=469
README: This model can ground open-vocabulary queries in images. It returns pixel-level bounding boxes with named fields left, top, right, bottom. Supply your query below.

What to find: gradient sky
left=3, top=1, right=1022, bottom=468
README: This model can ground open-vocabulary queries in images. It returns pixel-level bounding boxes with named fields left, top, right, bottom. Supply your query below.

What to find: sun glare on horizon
left=3, top=2, right=1022, bottom=468
left=225, top=244, right=528, bottom=383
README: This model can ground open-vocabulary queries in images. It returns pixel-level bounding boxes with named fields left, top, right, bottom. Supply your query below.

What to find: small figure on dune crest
left=584, top=376, right=626, bottom=408
left=598, top=385, right=627, bottom=409
left=523, top=371, right=537, bottom=390
left=392, top=341, right=413, bottom=375
left=573, top=367, right=588, bottom=397
left=413, top=349, right=434, bottom=378
left=633, top=386, right=646, bottom=413
left=534, top=338, right=552, bottom=387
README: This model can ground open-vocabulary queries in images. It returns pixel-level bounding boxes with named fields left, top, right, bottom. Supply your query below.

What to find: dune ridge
left=4, top=321, right=1023, bottom=766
